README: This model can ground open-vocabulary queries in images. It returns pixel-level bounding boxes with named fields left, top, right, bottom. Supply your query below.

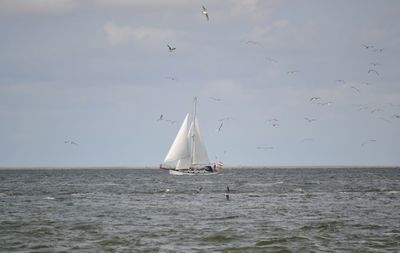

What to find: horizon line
left=0, top=164, right=399, bottom=170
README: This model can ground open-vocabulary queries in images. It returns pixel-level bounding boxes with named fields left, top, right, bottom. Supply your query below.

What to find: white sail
left=164, top=114, right=190, bottom=162
left=190, top=117, right=210, bottom=165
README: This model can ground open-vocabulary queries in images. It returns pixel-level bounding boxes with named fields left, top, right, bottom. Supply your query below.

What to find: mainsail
left=164, top=114, right=190, bottom=163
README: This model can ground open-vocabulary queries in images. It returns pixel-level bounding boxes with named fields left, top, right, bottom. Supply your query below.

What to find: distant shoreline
left=0, top=165, right=398, bottom=170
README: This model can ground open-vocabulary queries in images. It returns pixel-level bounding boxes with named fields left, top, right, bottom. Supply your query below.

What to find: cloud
left=0, top=0, right=79, bottom=15
left=104, top=22, right=175, bottom=46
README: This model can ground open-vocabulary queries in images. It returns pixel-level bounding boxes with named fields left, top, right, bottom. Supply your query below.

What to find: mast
left=190, top=97, right=197, bottom=166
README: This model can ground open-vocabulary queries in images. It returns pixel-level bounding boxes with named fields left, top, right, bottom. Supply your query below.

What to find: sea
left=0, top=167, right=399, bottom=253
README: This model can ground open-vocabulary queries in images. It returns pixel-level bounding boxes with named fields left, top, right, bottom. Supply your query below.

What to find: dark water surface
left=1, top=168, right=399, bottom=252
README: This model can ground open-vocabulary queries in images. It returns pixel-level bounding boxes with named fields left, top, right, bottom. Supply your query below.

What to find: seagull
left=370, top=62, right=380, bottom=67
left=309, top=97, right=321, bottom=102
left=270, top=123, right=279, bottom=127
left=246, top=40, right=261, bottom=46
left=335, top=79, right=346, bottom=84
left=157, top=114, right=164, bottom=121
left=217, top=122, right=223, bottom=132
left=256, top=146, right=274, bottom=150
left=370, top=108, right=383, bottom=113
left=266, top=118, right=279, bottom=122
left=304, top=117, right=317, bottom=123
left=286, top=70, right=300, bottom=75
left=362, top=44, right=374, bottom=49
left=373, top=48, right=384, bottom=53
left=64, top=140, right=78, bottom=145
left=167, top=44, right=176, bottom=52
left=351, top=86, right=361, bottom=93
left=357, top=105, right=370, bottom=111
left=201, top=5, right=209, bottom=21
left=392, top=114, right=400, bottom=119
left=317, top=101, right=334, bottom=106
left=379, top=117, right=391, bottom=124
left=368, top=69, right=379, bottom=76
left=361, top=139, right=377, bottom=147
left=209, top=97, right=224, bottom=102
left=165, top=119, right=177, bottom=124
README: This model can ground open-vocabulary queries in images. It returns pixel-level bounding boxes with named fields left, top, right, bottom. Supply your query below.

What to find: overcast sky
left=0, top=0, right=399, bottom=167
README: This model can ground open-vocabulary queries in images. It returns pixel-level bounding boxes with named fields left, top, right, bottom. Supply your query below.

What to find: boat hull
left=169, top=168, right=219, bottom=176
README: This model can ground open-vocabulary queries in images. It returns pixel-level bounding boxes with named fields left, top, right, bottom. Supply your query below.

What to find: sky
left=0, top=0, right=399, bottom=167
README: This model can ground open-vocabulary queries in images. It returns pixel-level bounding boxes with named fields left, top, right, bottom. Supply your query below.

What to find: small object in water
left=224, top=185, right=230, bottom=200
left=224, top=192, right=230, bottom=200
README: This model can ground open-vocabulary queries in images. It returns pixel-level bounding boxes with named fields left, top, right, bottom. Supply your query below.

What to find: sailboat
left=160, top=97, right=223, bottom=175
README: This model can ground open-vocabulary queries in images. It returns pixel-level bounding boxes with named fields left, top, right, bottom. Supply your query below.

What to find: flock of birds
left=256, top=43, right=398, bottom=150
left=154, top=5, right=399, bottom=159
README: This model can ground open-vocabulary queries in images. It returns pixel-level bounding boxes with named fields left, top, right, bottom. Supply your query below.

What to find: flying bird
left=304, top=117, right=317, bottom=123
left=301, top=138, right=314, bottom=143
left=266, top=118, right=279, bottom=122
left=368, top=69, right=379, bottom=76
left=357, top=105, right=370, bottom=111
left=256, top=146, right=274, bottom=150
left=379, top=117, right=391, bottom=124
left=370, top=108, right=384, bottom=114
left=370, top=62, right=380, bottom=67
left=287, top=70, right=300, bottom=75
left=246, top=40, right=261, bottom=46
left=335, top=79, right=346, bottom=84
left=351, top=86, right=361, bottom=93
left=201, top=5, right=209, bottom=21
left=392, top=114, right=400, bottom=119
left=361, top=139, right=377, bottom=147
left=217, top=122, right=223, bottom=132
left=64, top=140, right=78, bottom=146
left=167, top=44, right=176, bottom=52
left=317, top=101, right=334, bottom=106
left=165, top=119, right=177, bottom=124
left=309, top=97, right=321, bottom=102
left=209, top=97, right=224, bottom=102
left=157, top=114, right=164, bottom=121
left=373, top=48, right=384, bottom=53
left=270, top=123, right=279, bottom=127
left=362, top=44, right=374, bottom=49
